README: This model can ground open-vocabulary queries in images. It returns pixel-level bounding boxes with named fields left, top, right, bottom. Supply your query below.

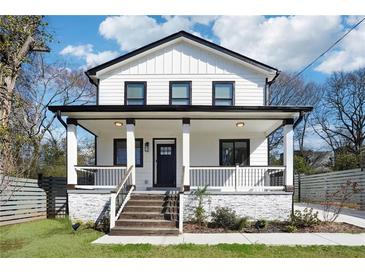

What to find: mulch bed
left=184, top=222, right=365, bottom=233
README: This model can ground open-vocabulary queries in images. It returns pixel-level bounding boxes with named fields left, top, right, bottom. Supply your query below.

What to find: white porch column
left=66, top=119, right=78, bottom=185
left=182, top=118, right=190, bottom=191
left=283, top=119, right=294, bottom=190
left=126, top=119, right=136, bottom=186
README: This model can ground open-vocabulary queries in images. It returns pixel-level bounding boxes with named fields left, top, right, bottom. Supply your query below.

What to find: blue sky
left=44, top=15, right=365, bottom=150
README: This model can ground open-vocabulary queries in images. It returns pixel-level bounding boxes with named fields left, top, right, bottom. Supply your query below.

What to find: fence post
left=235, top=165, right=239, bottom=191
left=110, top=193, right=116, bottom=230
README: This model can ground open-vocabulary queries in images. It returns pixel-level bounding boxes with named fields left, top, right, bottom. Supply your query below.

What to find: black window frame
left=212, top=81, right=235, bottom=106
left=124, top=81, right=147, bottom=106
left=113, top=138, right=144, bottom=167
left=169, top=81, right=192, bottom=106
left=219, top=139, right=250, bottom=166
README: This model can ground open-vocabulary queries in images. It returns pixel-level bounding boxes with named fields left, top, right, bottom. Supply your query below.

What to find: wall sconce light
left=236, top=122, right=245, bottom=128
left=144, top=142, right=150, bottom=152
left=114, top=121, right=123, bottom=127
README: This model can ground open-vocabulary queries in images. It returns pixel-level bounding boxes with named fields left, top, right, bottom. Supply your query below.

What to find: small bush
left=291, top=208, right=320, bottom=228
left=211, top=206, right=238, bottom=230
left=285, top=225, right=298, bottom=233
left=236, top=217, right=250, bottom=231
left=254, top=219, right=268, bottom=230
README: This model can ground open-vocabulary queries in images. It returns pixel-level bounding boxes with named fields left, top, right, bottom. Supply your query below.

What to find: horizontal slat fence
left=39, top=176, right=68, bottom=218
left=0, top=176, right=47, bottom=226
left=294, top=168, right=365, bottom=209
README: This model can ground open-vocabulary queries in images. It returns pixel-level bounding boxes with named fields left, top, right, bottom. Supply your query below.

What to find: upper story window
left=213, top=81, right=234, bottom=106
left=169, top=81, right=191, bottom=105
left=125, top=82, right=146, bottom=105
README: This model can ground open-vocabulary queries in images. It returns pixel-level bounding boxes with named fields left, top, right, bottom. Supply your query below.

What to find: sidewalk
left=295, top=203, right=365, bottom=228
left=93, top=233, right=365, bottom=246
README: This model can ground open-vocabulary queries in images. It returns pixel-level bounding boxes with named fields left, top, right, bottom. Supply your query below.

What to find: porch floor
left=92, top=233, right=365, bottom=246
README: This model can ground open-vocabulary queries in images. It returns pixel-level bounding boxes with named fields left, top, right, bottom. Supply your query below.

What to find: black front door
left=156, top=144, right=176, bottom=187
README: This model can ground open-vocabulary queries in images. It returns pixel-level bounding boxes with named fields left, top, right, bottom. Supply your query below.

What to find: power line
left=293, top=16, right=365, bottom=79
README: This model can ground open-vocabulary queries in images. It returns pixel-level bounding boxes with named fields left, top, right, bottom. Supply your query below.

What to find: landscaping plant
left=290, top=208, right=320, bottom=228
left=192, top=186, right=209, bottom=227
left=211, top=206, right=238, bottom=230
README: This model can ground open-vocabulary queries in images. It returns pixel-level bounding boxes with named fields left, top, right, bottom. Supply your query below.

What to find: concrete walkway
left=93, top=233, right=365, bottom=246
left=295, top=203, right=365, bottom=228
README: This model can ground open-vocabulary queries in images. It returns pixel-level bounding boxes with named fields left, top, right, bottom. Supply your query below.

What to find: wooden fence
left=0, top=175, right=67, bottom=226
left=294, top=168, right=365, bottom=209
left=0, top=176, right=47, bottom=226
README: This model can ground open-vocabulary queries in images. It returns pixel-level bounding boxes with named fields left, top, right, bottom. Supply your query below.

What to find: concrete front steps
left=110, top=192, right=179, bottom=236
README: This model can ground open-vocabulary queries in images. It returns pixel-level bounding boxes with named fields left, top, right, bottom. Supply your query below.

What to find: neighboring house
left=49, top=31, right=312, bottom=235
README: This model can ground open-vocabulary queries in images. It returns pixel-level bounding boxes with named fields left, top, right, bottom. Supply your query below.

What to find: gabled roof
left=86, top=31, right=279, bottom=84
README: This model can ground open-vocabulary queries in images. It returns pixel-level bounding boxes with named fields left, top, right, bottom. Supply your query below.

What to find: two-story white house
left=49, top=31, right=312, bottom=235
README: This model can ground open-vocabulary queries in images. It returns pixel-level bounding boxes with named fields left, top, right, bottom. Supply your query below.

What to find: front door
left=156, top=144, right=176, bottom=187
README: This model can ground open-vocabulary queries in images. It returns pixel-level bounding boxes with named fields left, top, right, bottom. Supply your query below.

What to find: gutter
left=56, top=110, right=67, bottom=129
left=293, top=111, right=307, bottom=129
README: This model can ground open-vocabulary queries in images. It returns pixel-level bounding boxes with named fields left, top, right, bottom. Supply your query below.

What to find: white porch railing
left=75, top=166, right=127, bottom=187
left=189, top=166, right=286, bottom=191
left=110, top=165, right=135, bottom=229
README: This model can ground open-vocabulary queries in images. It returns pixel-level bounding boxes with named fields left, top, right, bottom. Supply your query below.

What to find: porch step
left=120, top=212, right=178, bottom=220
left=123, top=205, right=179, bottom=213
left=110, top=192, right=180, bottom=236
left=116, top=219, right=177, bottom=228
left=110, top=226, right=179, bottom=236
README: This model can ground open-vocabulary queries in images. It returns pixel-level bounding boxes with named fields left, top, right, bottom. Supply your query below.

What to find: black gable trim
left=86, top=31, right=278, bottom=79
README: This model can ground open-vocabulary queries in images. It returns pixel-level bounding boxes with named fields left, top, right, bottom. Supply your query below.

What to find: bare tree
left=312, top=68, right=365, bottom=162
left=268, top=72, right=320, bottom=157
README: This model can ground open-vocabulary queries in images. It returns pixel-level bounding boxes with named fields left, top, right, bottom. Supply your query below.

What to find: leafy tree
left=333, top=151, right=360, bottom=171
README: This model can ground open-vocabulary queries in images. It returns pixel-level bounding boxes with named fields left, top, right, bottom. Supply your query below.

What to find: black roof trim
left=86, top=31, right=278, bottom=78
left=49, top=105, right=312, bottom=113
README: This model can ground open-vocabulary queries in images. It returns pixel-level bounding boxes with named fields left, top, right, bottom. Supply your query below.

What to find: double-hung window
left=125, top=82, right=146, bottom=105
left=213, top=81, right=234, bottom=106
left=169, top=81, right=191, bottom=105
left=114, top=138, right=143, bottom=167
left=219, top=139, right=250, bottom=166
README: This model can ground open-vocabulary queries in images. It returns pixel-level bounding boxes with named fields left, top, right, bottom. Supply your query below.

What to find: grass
left=0, top=219, right=364, bottom=258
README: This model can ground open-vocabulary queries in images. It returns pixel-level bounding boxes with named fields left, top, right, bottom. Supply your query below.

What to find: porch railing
left=75, top=166, right=127, bottom=187
left=189, top=166, right=286, bottom=191
left=110, top=165, right=135, bottom=229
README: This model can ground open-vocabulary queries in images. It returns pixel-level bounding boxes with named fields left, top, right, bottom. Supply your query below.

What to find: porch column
left=126, top=119, right=136, bottom=186
left=66, top=118, right=78, bottom=185
left=283, top=119, right=294, bottom=190
left=182, top=118, right=190, bottom=191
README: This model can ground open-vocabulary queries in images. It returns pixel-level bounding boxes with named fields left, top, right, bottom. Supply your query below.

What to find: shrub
left=192, top=186, right=209, bottom=227
left=291, top=208, right=320, bottom=228
left=285, top=225, right=298, bottom=233
left=236, top=217, right=250, bottom=231
left=254, top=219, right=268, bottom=230
left=211, top=206, right=238, bottom=230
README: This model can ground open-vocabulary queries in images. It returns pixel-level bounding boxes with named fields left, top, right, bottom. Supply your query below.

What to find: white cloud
left=60, top=44, right=119, bottom=68
left=212, top=16, right=344, bottom=71
left=315, top=21, right=365, bottom=73
left=99, top=16, right=195, bottom=51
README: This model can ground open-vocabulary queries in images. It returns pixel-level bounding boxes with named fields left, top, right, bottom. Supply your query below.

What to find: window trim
left=212, top=81, right=235, bottom=106
left=113, top=138, right=144, bottom=167
left=124, top=81, right=147, bottom=106
left=219, top=139, right=250, bottom=166
left=169, top=81, right=192, bottom=105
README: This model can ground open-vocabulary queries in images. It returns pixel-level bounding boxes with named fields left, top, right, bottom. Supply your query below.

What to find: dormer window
left=213, top=81, right=234, bottom=106
left=125, top=82, right=146, bottom=105
left=169, top=81, right=191, bottom=105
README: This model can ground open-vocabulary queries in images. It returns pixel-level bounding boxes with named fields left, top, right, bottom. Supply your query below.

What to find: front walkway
left=93, top=233, right=365, bottom=246
left=295, top=203, right=365, bottom=228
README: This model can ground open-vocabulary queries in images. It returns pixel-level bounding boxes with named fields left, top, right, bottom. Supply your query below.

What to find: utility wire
left=271, top=16, right=365, bottom=105
left=293, top=16, right=365, bottom=80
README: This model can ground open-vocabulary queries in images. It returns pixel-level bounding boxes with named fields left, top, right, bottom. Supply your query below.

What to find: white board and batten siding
left=98, top=42, right=266, bottom=106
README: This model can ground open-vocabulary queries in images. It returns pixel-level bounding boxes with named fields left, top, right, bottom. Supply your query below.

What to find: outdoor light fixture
left=144, top=142, right=150, bottom=152
left=236, top=122, right=245, bottom=128
left=114, top=121, right=123, bottom=127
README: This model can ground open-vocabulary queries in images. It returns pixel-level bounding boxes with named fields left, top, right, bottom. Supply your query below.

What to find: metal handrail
left=112, top=165, right=134, bottom=196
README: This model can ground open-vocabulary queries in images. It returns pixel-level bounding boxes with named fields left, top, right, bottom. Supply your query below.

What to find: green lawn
left=0, top=219, right=364, bottom=258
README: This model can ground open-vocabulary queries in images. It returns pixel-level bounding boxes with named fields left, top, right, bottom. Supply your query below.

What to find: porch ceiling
left=77, top=118, right=284, bottom=137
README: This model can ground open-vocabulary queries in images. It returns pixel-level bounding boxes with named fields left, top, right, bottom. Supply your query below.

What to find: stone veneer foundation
left=183, top=192, right=293, bottom=221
